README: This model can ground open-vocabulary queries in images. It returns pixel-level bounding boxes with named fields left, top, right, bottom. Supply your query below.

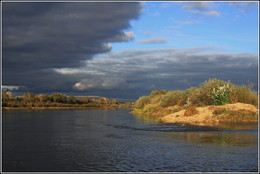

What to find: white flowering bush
left=211, top=82, right=232, bottom=105
left=184, top=97, right=192, bottom=108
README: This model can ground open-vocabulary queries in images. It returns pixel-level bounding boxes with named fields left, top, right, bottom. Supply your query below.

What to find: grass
left=212, top=108, right=258, bottom=122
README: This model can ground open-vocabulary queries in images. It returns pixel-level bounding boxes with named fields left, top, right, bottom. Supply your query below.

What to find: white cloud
left=123, top=31, right=135, bottom=41
left=171, top=19, right=199, bottom=29
left=2, top=85, right=23, bottom=91
left=54, top=68, right=105, bottom=76
left=138, top=38, right=167, bottom=44
left=181, top=20, right=198, bottom=25
left=183, top=2, right=212, bottom=11
left=204, top=11, right=221, bottom=17
left=229, top=2, right=258, bottom=15
left=160, top=3, right=172, bottom=9
left=73, top=77, right=127, bottom=91
left=182, top=2, right=221, bottom=17
left=229, top=2, right=257, bottom=8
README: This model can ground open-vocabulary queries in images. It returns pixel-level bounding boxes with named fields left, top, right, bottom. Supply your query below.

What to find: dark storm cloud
left=3, top=2, right=141, bottom=92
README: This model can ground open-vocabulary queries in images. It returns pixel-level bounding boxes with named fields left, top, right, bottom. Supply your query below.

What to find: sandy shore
left=161, top=103, right=258, bottom=127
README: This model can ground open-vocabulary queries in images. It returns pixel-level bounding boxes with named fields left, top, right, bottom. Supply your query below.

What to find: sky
left=2, top=1, right=259, bottom=101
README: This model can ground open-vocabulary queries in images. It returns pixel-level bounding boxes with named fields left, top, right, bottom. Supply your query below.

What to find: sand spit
left=161, top=103, right=258, bottom=126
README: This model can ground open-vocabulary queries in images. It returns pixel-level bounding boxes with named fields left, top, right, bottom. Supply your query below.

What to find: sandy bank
left=161, top=103, right=258, bottom=127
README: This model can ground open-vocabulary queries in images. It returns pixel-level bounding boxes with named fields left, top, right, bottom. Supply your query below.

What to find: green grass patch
left=213, top=108, right=258, bottom=121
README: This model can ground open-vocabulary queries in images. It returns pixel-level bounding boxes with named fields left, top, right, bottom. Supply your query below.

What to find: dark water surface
left=2, top=109, right=258, bottom=172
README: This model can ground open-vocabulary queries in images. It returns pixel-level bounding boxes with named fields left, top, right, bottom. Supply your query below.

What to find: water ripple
left=105, top=123, right=220, bottom=132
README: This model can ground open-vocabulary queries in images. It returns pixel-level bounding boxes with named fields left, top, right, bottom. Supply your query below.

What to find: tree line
left=2, top=92, right=119, bottom=108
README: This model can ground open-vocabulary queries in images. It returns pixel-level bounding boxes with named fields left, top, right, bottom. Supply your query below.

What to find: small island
left=132, top=79, right=258, bottom=128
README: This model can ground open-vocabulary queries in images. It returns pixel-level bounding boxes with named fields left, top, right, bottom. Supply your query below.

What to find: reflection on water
left=135, top=113, right=258, bottom=147
left=3, top=109, right=258, bottom=172
left=166, top=131, right=257, bottom=147
left=134, top=113, right=159, bottom=124
left=134, top=112, right=258, bottom=129
left=214, top=122, right=258, bottom=130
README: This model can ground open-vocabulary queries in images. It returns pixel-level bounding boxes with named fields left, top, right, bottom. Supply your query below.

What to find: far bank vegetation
left=2, top=92, right=131, bottom=109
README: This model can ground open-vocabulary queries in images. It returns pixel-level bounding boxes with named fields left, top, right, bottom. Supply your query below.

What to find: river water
left=2, top=108, right=258, bottom=172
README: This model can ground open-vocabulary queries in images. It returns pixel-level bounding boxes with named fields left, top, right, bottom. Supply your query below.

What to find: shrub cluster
left=159, top=90, right=186, bottom=107
left=232, top=85, right=258, bottom=106
left=134, top=79, right=258, bottom=113
left=134, top=96, right=150, bottom=109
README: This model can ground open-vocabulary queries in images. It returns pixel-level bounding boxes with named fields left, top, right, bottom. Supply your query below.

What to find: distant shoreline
left=2, top=104, right=133, bottom=111
left=2, top=92, right=133, bottom=110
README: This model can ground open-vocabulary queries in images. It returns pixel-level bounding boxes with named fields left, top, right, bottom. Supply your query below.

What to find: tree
left=67, top=95, right=77, bottom=104
left=50, top=93, right=67, bottom=103
left=111, top=99, right=118, bottom=104
left=22, top=93, right=36, bottom=103
left=81, top=96, right=91, bottom=104
left=99, top=97, right=110, bottom=104
left=37, top=94, right=49, bottom=103
left=2, top=91, right=14, bottom=102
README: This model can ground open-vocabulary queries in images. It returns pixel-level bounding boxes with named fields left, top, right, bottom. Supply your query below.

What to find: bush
left=185, top=87, right=202, bottom=106
left=142, top=104, right=159, bottom=113
left=199, top=78, right=226, bottom=105
left=211, top=82, right=232, bottom=105
left=134, top=96, right=151, bottom=108
left=133, top=78, right=258, bottom=117
left=184, top=106, right=199, bottom=116
left=159, top=90, right=186, bottom=107
left=232, top=85, right=258, bottom=106
left=149, top=89, right=167, bottom=97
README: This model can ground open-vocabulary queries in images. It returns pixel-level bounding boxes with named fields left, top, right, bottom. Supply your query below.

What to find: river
left=2, top=108, right=258, bottom=172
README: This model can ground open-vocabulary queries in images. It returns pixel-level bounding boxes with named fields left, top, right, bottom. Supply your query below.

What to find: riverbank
left=2, top=92, right=134, bottom=110
left=2, top=103, right=133, bottom=110
left=160, top=103, right=258, bottom=127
